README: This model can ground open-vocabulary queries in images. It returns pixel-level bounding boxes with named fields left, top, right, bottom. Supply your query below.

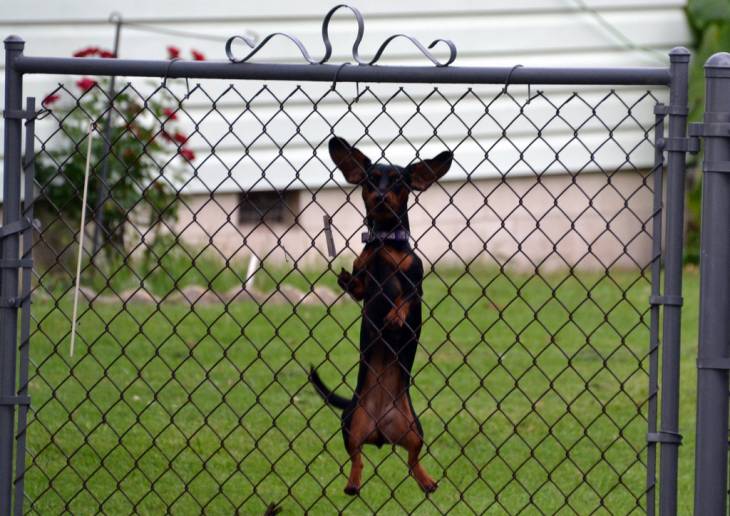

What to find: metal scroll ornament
left=225, top=4, right=457, bottom=67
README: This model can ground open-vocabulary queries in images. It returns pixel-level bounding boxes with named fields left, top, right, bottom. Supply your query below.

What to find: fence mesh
left=22, top=78, right=662, bottom=514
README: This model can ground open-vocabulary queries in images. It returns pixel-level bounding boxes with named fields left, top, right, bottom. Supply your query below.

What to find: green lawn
left=22, top=265, right=700, bottom=515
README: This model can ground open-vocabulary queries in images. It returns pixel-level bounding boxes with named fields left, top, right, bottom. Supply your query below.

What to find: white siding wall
left=0, top=1, right=689, bottom=268
left=0, top=0, right=690, bottom=180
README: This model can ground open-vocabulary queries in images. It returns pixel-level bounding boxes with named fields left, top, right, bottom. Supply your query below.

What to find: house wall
left=175, top=169, right=654, bottom=271
left=0, top=1, right=685, bottom=270
left=0, top=1, right=690, bottom=193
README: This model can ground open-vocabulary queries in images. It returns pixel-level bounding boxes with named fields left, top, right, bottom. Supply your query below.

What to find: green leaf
left=687, top=0, right=730, bottom=30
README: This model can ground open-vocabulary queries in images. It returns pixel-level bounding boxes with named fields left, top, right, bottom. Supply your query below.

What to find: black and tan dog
left=310, top=137, right=452, bottom=495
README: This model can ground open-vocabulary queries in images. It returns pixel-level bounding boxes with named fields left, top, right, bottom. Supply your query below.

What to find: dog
left=310, top=137, right=452, bottom=495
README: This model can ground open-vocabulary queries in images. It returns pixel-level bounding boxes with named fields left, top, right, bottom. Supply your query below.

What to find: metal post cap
left=668, top=47, right=690, bottom=63
left=706, top=52, right=730, bottom=68
left=4, top=35, right=25, bottom=49
left=706, top=52, right=730, bottom=78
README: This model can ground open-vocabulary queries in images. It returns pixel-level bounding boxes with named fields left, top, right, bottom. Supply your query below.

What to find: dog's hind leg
left=343, top=405, right=375, bottom=495
left=401, top=427, right=437, bottom=493
left=383, top=391, right=437, bottom=493
left=344, top=447, right=364, bottom=495
left=387, top=394, right=437, bottom=494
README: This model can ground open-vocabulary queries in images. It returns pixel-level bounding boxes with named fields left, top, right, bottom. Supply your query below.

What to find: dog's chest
left=364, top=246, right=417, bottom=280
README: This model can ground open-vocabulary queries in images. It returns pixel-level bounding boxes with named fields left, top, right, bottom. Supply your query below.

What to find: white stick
left=244, top=253, right=259, bottom=291
left=70, top=122, right=95, bottom=357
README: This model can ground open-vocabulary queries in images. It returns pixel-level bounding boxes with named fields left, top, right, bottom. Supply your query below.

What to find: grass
left=22, top=262, right=701, bottom=515
left=64, top=238, right=343, bottom=299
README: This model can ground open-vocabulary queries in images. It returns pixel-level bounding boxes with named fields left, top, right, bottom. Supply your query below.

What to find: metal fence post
left=0, top=35, right=25, bottom=516
left=645, top=104, right=666, bottom=516
left=91, top=14, right=123, bottom=257
left=693, top=52, right=730, bottom=516
left=658, top=47, right=690, bottom=516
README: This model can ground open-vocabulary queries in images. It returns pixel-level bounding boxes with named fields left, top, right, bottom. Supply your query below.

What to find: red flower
left=167, top=46, right=181, bottom=59
left=73, top=46, right=99, bottom=58
left=99, top=50, right=116, bottom=58
left=191, top=49, right=205, bottom=61
left=173, top=132, right=188, bottom=144
left=180, top=148, right=195, bottom=161
left=42, top=93, right=60, bottom=106
left=163, top=107, right=178, bottom=120
left=76, top=77, right=97, bottom=92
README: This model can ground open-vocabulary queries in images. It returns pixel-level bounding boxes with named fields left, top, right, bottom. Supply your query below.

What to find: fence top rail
left=11, top=54, right=672, bottom=87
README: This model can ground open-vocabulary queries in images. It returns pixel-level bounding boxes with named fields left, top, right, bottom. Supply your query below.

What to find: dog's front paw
left=338, top=269, right=366, bottom=300
left=337, top=269, right=353, bottom=292
left=384, top=305, right=407, bottom=329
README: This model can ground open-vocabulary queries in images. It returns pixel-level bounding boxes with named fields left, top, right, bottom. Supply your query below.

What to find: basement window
left=238, top=190, right=298, bottom=224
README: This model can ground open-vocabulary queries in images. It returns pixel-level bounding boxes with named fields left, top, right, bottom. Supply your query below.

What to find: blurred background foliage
left=685, top=0, right=730, bottom=263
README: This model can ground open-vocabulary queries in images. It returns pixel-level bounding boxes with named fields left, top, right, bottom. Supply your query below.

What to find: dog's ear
left=407, top=151, right=453, bottom=191
left=328, top=137, right=371, bottom=184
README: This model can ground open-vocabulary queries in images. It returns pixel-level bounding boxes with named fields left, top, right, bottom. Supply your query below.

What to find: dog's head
left=328, top=137, right=452, bottom=224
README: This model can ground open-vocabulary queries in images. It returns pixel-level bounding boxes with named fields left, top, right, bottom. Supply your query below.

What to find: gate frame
left=0, top=33, right=694, bottom=514
left=692, top=52, right=730, bottom=515
left=0, top=35, right=25, bottom=516
left=655, top=47, right=691, bottom=516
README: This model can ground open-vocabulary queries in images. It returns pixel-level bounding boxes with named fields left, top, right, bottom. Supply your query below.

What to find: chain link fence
left=15, top=76, right=666, bottom=514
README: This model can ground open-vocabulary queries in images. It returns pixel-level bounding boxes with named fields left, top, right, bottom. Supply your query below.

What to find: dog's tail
left=309, top=367, right=351, bottom=410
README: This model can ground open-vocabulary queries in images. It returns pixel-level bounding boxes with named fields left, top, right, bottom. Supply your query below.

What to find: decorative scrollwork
left=225, top=4, right=457, bottom=67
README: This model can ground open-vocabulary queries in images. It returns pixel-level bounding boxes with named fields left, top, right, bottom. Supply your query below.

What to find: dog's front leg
left=384, top=276, right=409, bottom=329
left=384, top=260, right=422, bottom=329
left=338, top=247, right=373, bottom=301
left=338, top=268, right=366, bottom=300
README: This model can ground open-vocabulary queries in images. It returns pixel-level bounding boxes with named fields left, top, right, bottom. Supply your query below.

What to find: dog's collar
left=361, top=229, right=410, bottom=244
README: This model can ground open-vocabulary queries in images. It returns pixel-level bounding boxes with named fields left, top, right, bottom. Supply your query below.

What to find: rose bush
left=36, top=45, right=200, bottom=263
